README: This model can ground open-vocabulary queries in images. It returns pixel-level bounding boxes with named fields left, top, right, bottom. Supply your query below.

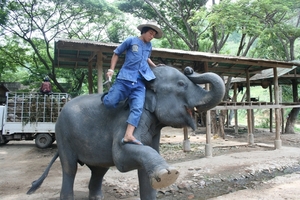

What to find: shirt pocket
left=129, top=43, right=142, bottom=60
left=131, top=44, right=139, bottom=53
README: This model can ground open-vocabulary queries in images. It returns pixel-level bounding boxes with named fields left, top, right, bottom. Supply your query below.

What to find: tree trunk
left=284, top=81, right=299, bottom=134
left=285, top=108, right=300, bottom=134
left=212, top=110, right=225, bottom=139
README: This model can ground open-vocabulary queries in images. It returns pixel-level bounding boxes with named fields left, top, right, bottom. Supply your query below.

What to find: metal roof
left=54, top=38, right=300, bottom=84
left=231, top=66, right=300, bottom=85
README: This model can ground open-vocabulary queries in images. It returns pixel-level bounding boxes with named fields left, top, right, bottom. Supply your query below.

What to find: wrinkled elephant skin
left=27, top=65, right=225, bottom=200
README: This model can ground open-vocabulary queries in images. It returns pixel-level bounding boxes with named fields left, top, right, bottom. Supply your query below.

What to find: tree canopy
left=0, top=0, right=121, bottom=95
left=0, top=0, right=299, bottom=96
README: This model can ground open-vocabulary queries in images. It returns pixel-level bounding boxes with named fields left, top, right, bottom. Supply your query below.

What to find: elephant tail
left=26, top=152, right=59, bottom=195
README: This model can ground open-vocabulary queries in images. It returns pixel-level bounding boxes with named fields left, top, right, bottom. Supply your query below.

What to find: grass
left=228, top=86, right=300, bottom=131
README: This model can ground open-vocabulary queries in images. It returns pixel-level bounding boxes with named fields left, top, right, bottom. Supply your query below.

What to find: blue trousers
left=103, top=78, right=146, bottom=127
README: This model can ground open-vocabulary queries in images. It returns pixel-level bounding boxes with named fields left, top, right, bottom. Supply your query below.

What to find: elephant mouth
left=185, top=106, right=196, bottom=130
left=185, top=106, right=193, bottom=117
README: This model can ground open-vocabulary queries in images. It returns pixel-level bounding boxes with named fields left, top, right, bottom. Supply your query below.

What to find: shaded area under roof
left=231, top=66, right=300, bottom=85
left=54, top=38, right=300, bottom=84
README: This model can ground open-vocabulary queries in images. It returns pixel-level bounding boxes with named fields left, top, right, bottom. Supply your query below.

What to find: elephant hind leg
left=87, top=165, right=109, bottom=200
left=150, top=166, right=179, bottom=189
left=60, top=156, right=78, bottom=200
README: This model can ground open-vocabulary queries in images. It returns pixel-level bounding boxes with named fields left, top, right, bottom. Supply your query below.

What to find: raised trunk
left=184, top=67, right=225, bottom=111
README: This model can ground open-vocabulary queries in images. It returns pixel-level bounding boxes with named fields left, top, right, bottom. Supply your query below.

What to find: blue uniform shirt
left=114, top=36, right=156, bottom=81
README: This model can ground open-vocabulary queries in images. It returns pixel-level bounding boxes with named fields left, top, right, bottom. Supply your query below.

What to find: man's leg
left=122, top=79, right=145, bottom=145
left=103, top=79, right=128, bottom=108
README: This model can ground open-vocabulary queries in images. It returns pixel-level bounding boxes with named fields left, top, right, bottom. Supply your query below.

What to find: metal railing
left=6, top=92, right=69, bottom=123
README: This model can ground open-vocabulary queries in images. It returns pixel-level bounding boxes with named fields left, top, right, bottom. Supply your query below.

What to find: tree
left=118, top=0, right=209, bottom=51
left=253, top=0, right=300, bottom=133
left=118, top=0, right=300, bottom=136
left=206, top=0, right=300, bottom=135
left=0, top=0, right=118, bottom=96
left=0, top=0, right=8, bottom=26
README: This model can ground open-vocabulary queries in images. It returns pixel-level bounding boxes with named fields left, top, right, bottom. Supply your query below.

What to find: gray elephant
left=27, top=66, right=225, bottom=200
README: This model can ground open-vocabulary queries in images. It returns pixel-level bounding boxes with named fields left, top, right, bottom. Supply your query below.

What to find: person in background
left=60, top=96, right=67, bottom=111
left=40, top=76, right=52, bottom=96
left=102, top=21, right=163, bottom=145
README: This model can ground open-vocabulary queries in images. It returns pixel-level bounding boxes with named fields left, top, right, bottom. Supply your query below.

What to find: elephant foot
left=89, top=194, right=104, bottom=200
left=150, top=167, right=179, bottom=189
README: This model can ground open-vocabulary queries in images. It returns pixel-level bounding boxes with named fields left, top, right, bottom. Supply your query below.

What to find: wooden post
left=273, top=67, right=282, bottom=149
left=97, top=52, right=103, bottom=94
left=183, top=126, right=191, bottom=152
left=88, top=61, right=93, bottom=94
left=87, top=52, right=97, bottom=94
left=234, top=83, right=238, bottom=134
left=205, top=110, right=212, bottom=157
left=269, top=85, right=273, bottom=132
left=281, top=108, right=284, bottom=134
left=204, top=61, right=212, bottom=157
left=226, top=109, right=229, bottom=127
left=246, top=70, right=254, bottom=145
left=292, top=80, right=298, bottom=102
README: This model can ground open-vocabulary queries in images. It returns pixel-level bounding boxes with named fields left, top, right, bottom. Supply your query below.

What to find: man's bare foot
left=121, top=138, right=143, bottom=145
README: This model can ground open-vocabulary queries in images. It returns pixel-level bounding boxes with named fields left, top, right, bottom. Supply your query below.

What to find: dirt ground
left=0, top=126, right=300, bottom=200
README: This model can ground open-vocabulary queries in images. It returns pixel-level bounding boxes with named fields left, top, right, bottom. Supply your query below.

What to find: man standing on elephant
left=102, top=21, right=163, bottom=145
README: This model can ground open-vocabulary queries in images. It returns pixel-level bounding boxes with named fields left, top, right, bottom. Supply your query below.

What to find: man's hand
left=106, top=69, right=114, bottom=81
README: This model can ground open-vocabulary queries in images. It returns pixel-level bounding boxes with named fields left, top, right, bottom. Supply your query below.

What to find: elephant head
left=145, top=65, right=225, bottom=130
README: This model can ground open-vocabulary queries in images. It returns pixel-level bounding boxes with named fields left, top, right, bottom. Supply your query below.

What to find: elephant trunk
left=184, top=67, right=225, bottom=111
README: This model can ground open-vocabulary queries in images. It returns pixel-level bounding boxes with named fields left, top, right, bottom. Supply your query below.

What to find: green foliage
left=0, top=0, right=122, bottom=94
left=256, top=117, right=270, bottom=128
left=118, top=0, right=209, bottom=50
left=0, top=39, right=31, bottom=80
left=106, top=18, right=136, bottom=43
left=251, top=0, right=300, bottom=60
left=230, top=84, right=300, bottom=125
left=0, top=0, right=300, bottom=97
left=0, top=0, right=8, bottom=26
left=197, top=0, right=300, bottom=57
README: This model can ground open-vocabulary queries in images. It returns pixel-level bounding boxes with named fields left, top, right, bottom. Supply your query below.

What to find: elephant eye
left=177, top=80, right=185, bottom=87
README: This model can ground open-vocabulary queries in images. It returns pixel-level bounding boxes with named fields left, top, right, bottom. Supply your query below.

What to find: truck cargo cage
left=6, top=92, right=69, bottom=124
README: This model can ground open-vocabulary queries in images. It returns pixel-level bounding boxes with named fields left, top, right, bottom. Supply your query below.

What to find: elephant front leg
left=149, top=165, right=179, bottom=189
left=114, top=145, right=179, bottom=190
left=138, top=168, right=156, bottom=200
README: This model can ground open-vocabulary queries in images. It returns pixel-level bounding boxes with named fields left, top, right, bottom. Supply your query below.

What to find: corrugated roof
left=54, top=38, right=300, bottom=84
left=231, top=66, right=299, bottom=84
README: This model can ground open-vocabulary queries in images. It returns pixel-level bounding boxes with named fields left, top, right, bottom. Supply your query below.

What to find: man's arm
left=147, top=58, right=156, bottom=67
left=107, top=53, right=119, bottom=78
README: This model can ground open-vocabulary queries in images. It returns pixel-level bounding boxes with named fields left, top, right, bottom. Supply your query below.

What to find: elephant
left=27, top=65, right=225, bottom=200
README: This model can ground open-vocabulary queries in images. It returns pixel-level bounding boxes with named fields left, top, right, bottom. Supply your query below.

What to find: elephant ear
left=144, top=89, right=156, bottom=113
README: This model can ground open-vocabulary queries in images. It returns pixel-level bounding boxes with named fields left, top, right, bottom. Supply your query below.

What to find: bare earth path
left=0, top=126, right=299, bottom=200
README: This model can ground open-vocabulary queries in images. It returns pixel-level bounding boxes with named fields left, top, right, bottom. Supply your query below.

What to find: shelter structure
left=54, top=38, right=300, bottom=157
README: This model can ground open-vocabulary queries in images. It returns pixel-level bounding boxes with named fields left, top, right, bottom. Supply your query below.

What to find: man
left=40, top=77, right=52, bottom=96
left=102, top=21, right=163, bottom=145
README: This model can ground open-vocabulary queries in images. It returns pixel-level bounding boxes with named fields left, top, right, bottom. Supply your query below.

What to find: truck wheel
left=35, top=133, right=53, bottom=149
left=0, top=137, right=9, bottom=146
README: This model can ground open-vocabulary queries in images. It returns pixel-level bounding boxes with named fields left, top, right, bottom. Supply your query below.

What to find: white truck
left=0, top=92, right=69, bottom=148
